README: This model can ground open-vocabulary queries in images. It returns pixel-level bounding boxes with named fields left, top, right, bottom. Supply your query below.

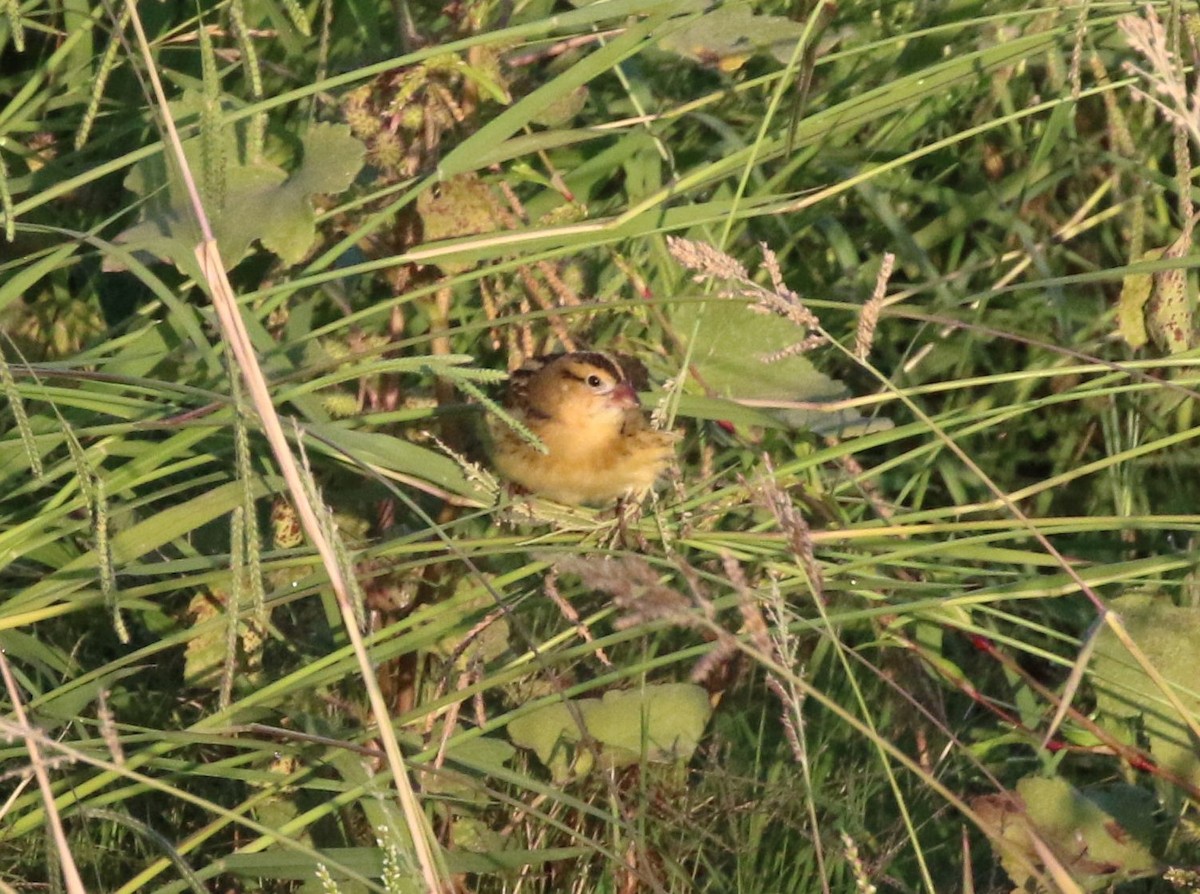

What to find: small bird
left=490, top=351, right=678, bottom=505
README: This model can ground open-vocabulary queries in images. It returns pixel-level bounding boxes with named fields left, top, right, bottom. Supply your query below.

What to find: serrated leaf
left=587, top=684, right=711, bottom=759
left=256, top=123, right=366, bottom=264
left=288, top=122, right=366, bottom=195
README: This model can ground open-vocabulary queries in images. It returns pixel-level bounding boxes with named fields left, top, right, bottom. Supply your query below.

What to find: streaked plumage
left=490, top=352, right=678, bottom=505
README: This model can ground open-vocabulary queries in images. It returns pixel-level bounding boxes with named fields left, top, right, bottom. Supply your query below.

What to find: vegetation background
left=3, top=0, right=1200, bottom=891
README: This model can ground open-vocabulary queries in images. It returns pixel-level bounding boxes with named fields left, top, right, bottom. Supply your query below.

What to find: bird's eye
left=586, top=374, right=603, bottom=388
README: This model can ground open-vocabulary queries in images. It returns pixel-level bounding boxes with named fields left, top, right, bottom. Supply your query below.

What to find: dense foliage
left=3, top=1, right=1200, bottom=892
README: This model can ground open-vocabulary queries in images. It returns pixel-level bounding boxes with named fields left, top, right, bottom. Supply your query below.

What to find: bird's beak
left=609, top=382, right=639, bottom=409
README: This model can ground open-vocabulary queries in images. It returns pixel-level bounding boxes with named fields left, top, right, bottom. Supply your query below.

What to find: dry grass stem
left=0, top=653, right=86, bottom=894
left=552, top=554, right=691, bottom=631
left=1120, top=6, right=1200, bottom=152
left=667, top=236, right=749, bottom=282
left=723, top=553, right=809, bottom=765
left=97, top=688, right=125, bottom=767
left=762, top=575, right=810, bottom=765
left=665, top=557, right=743, bottom=686
left=842, top=831, right=879, bottom=894
left=828, top=437, right=894, bottom=522
left=432, top=609, right=507, bottom=734
left=543, top=566, right=612, bottom=666
left=687, top=634, right=738, bottom=687
left=750, top=456, right=824, bottom=600
left=856, top=252, right=893, bottom=361
left=765, top=672, right=807, bottom=764
left=723, top=553, right=771, bottom=657
left=544, top=553, right=765, bottom=688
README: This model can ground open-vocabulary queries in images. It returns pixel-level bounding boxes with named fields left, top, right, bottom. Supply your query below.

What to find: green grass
left=3, top=1, right=1200, bottom=892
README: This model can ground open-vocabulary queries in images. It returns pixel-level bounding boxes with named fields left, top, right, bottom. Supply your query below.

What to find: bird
left=489, top=351, right=678, bottom=505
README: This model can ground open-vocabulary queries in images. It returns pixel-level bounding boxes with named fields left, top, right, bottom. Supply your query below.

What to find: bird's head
left=512, top=352, right=641, bottom=426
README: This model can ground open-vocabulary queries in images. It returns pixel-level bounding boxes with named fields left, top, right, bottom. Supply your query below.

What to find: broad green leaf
left=507, top=683, right=712, bottom=781
left=974, top=777, right=1157, bottom=892
left=109, top=93, right=364, bottom=277
left=658, top=5, right=806, bottom=72
left=1018, top=777, right=1156, bottom=882
left=670, top=298, right=883, bottom=434
left=1094, top=594, right=1200, bottom=787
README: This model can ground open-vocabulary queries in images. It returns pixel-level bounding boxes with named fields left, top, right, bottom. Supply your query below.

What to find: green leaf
left=1018, top=777, right=1156, bottom=880
left=1094, top=594, right=1200, bottom=787
left=109, top=93, right=364, bottom=277
left=670, top=298, right=883, bottom=434
left=659, top=5, right=807, bottom=72
left=975, top=777, right=1158, bottom=892
left=507, top=683, right=712, bottom=781
left=33, top=666, right=146, bottom=722
left=306, top=423, right=477, bottom=499
left=1117, top=249, right=1156, bottom=349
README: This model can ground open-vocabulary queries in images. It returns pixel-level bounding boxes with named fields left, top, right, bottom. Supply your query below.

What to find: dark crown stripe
left=503, top=350, right=628, bottom=416
left=566, top=351, right=624, bottom=382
